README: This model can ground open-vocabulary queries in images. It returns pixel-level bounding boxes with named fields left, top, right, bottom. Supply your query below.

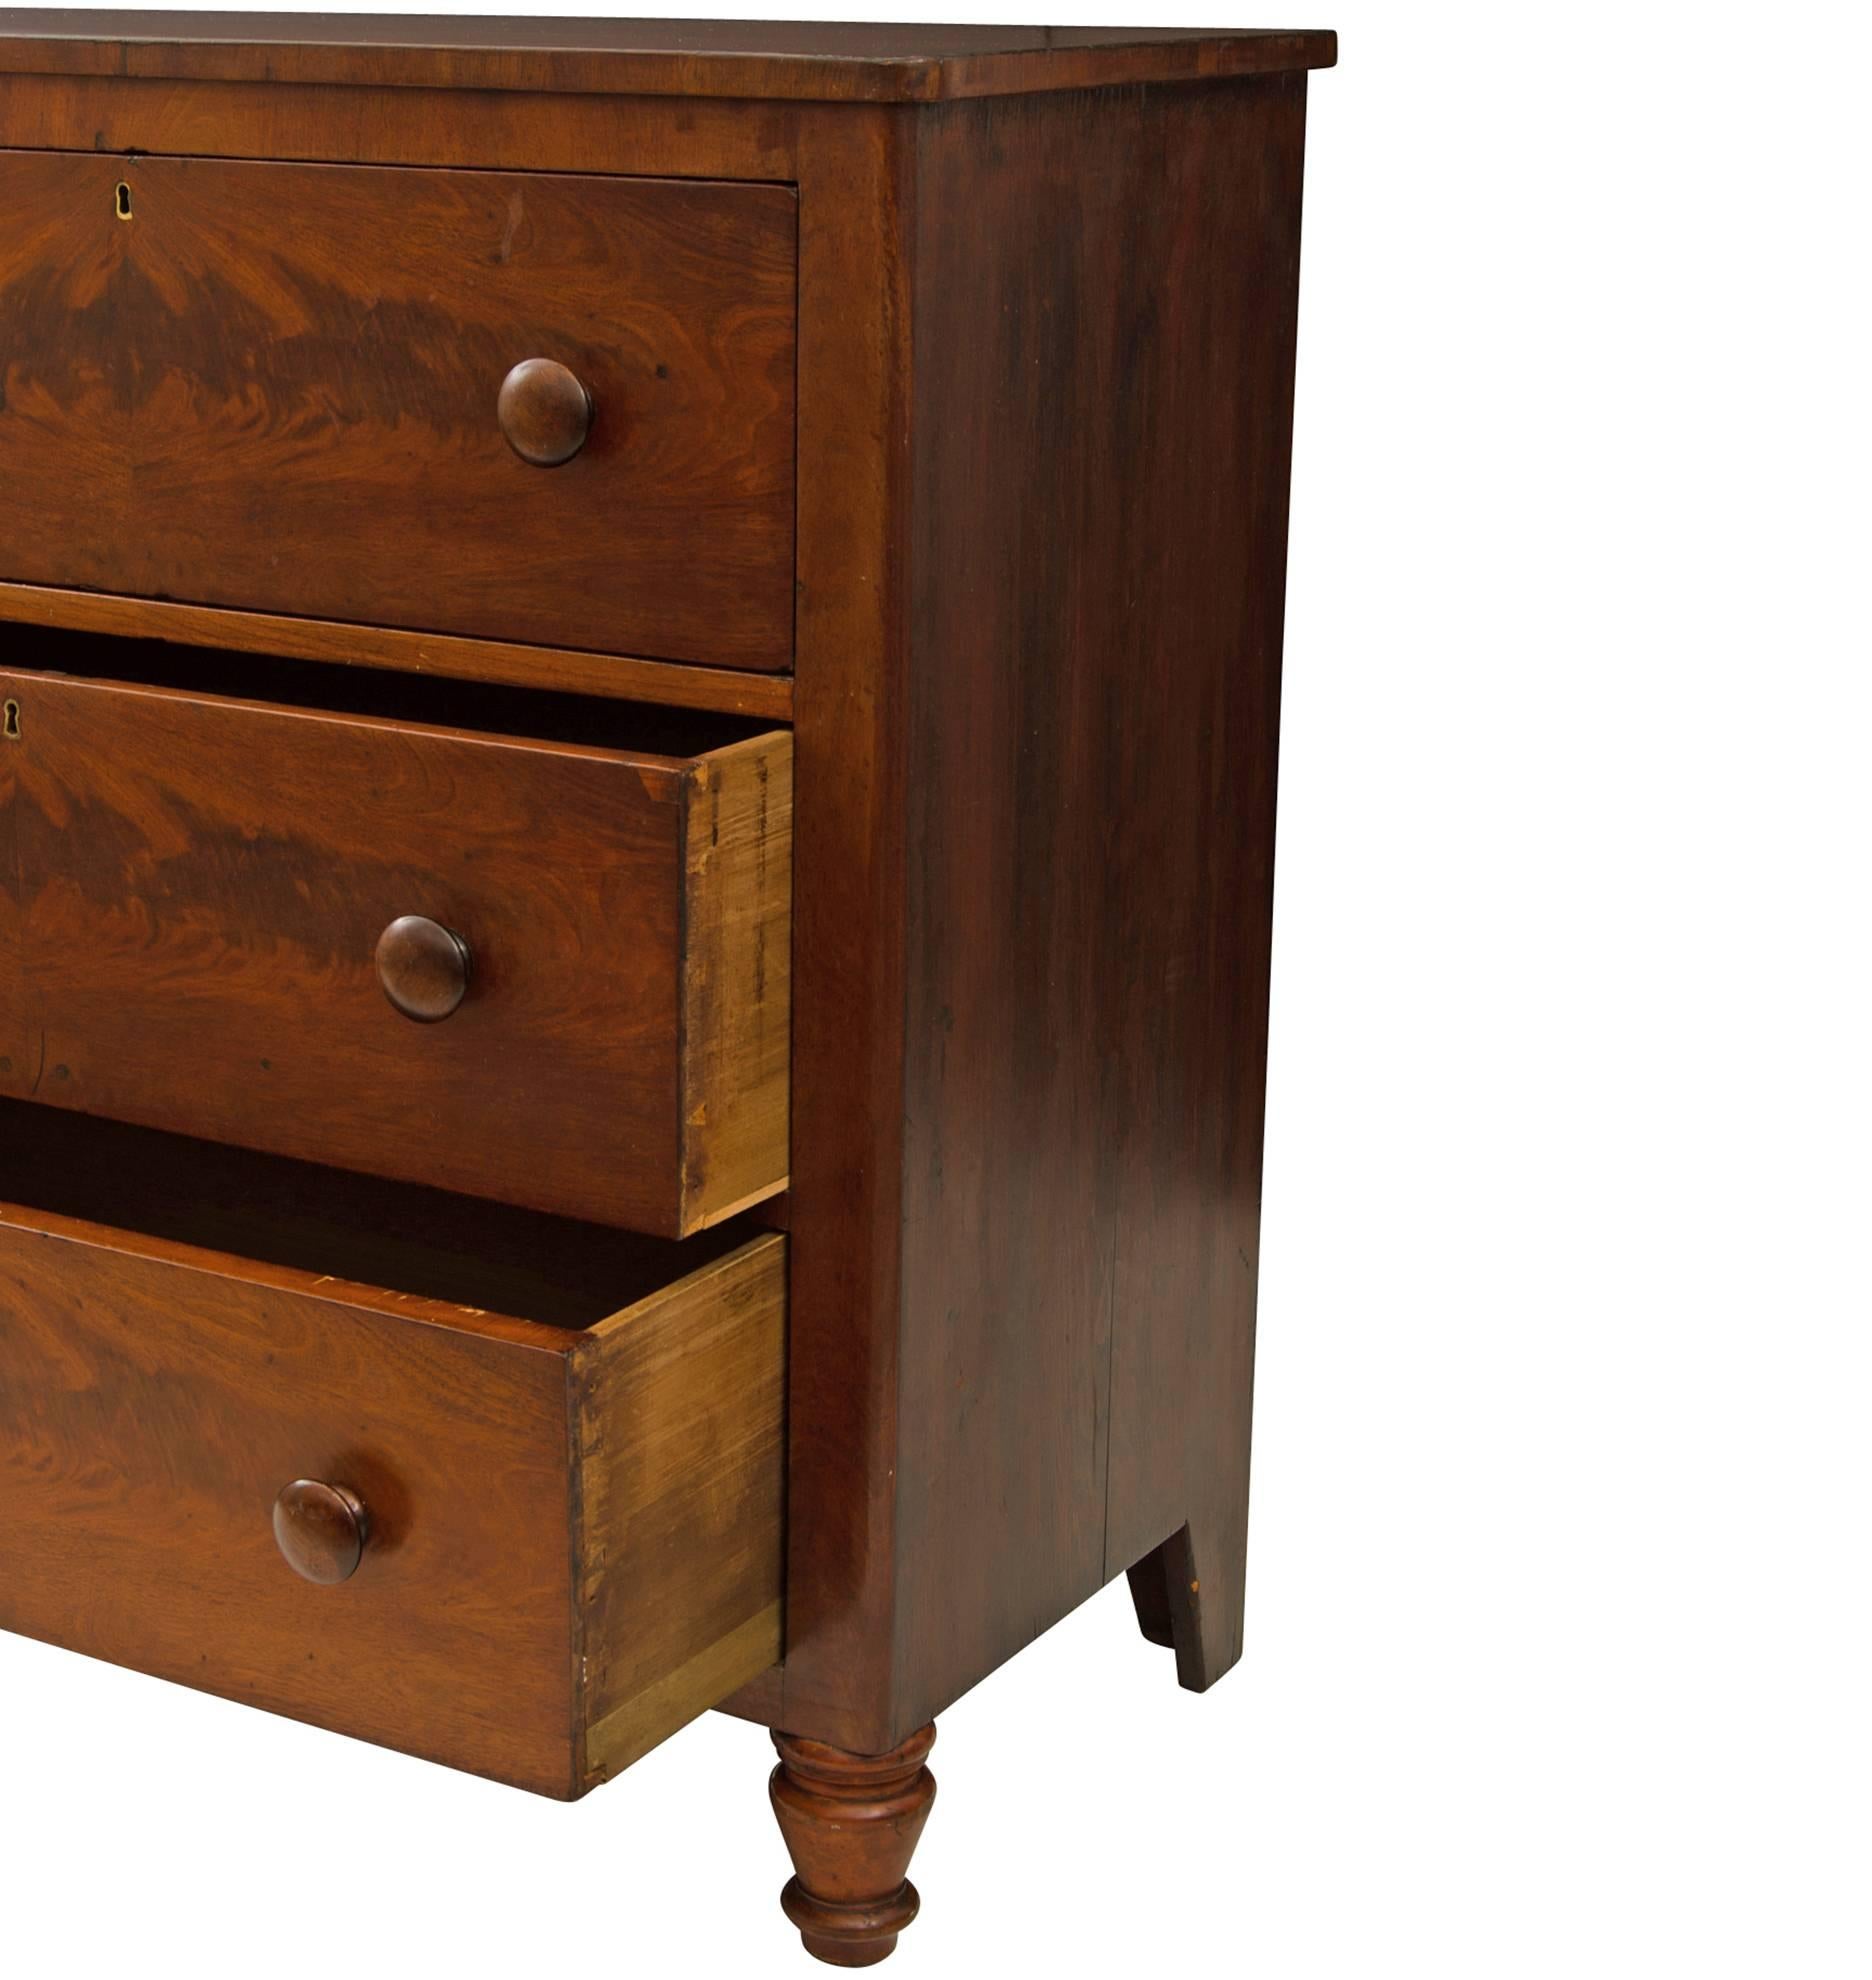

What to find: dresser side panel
left=893, top=75, right=1308, bottom=1729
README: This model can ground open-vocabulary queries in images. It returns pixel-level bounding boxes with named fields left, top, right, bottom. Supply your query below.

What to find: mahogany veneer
left=0, top=655, right=790, bottom=1234
left=0, top=12, right=1332, bottom=1963
left=0, top=150, right=797, bottom=665
left=0, top=1103, right=785, bottom=1796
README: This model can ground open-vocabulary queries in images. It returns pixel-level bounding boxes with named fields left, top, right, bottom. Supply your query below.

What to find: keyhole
left=115, top=181, right=133, bottom=221
left=3, top=700, right=20, bottom=740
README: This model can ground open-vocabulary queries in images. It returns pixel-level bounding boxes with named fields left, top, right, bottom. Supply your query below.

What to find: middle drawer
left=0, top=654, right=791, bottom=1237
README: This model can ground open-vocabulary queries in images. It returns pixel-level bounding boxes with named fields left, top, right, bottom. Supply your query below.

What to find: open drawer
left=0, top=638, right=791, bottom=1237
left=0, top=1104, right=785, bottom=1798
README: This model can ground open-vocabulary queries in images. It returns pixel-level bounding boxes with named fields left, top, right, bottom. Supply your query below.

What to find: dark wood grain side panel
left=0, top=1206, right=581, bottom=1794
left=0, top=149, right=797, bottom=667
left=888, top=77, right=1308, bottom=1731
left=0, top=668, right=698, bottom=1233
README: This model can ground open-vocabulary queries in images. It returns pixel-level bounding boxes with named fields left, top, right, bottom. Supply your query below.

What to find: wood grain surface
left=737, top=76, right=1310, bottom=1749
left=769, top=1725, right=938, bottom=1966
left=0, top=1103, right=787, bottom=1794
left=0, top=661, right=790, bottom=1235
left=0, top=39, right=1323, bottom=1849
left=730, top=101, right=915, bottom=1750
left=0, top=584, right=797, bottom=718
left=682, top=732, right=795, bottom=1229
left=576, top=1234, right=787, bottom=1785
left=890, top=76, right=1307, bottom=1720
left=0, top=1175, right=585, bottom=1793
left=0, top=14, right=1337, bottom=103
left=0, top=148, right=797, bottom=667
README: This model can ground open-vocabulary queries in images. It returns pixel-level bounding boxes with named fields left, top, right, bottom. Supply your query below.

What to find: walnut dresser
left=0, top=13, right=1333, bottom=1965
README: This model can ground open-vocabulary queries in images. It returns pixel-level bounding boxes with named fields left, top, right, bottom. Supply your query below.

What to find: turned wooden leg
left=769, top=1723, right=937, bottom=1967
left=1127, top=1509, right=1250, bottom=1692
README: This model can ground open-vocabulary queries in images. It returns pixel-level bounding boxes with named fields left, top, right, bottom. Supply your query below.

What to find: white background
left=5, top=3, right=1869, bottom=1976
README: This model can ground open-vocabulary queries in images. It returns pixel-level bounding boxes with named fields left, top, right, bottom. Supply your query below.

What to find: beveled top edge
left=0, top=12, right=1338, bottom=102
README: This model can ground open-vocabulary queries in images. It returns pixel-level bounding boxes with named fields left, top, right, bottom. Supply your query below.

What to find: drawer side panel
left=681, top=731, right=794, bottom=1229
left=575, top=1232, right=786, bottom=1786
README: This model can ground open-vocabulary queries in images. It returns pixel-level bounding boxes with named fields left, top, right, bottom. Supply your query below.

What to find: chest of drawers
left=0, top=13, right=1333, bottom=1963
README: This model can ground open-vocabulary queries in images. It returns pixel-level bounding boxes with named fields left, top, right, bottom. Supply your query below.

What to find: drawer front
left=0, top=151, right=796, bottom=669
left=0, top=667, right=792, bottom=1237
left=0, top=1149, right=786, bottom=1798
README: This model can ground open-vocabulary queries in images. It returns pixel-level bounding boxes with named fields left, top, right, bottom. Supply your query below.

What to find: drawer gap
left=2, top=625, right=780, bottom=755
left=0, top=1098, right=757, bottom=1332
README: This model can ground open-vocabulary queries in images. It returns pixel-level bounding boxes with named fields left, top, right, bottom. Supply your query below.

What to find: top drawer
left=0, top=152, right=797, bottom=669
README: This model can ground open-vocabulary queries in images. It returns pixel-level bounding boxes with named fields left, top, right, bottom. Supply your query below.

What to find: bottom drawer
left=0, top=1103, right=784, bottom=1798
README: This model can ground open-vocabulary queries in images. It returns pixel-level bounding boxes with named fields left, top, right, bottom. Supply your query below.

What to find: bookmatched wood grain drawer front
left=0, top=662, right=792, bottom=1237
left=0, top=1108, right=786, bottom=1799
left=0, top=151, right=797, bottom=669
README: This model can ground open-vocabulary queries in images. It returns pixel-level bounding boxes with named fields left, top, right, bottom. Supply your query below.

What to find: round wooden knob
left=376, top=915, right=471, bottom=1023
left=273, top=1480, right=370, bottom=1585
left=497, top=358, right=592, bottom=466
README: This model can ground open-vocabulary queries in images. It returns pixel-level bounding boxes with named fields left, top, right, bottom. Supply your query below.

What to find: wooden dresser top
left=0, top=10, right=1336, bottom=101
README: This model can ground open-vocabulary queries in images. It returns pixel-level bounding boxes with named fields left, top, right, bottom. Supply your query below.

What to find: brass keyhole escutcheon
left=2, top=699, right=19, bottom=741
left=115, top=180, right=133, bottom=221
